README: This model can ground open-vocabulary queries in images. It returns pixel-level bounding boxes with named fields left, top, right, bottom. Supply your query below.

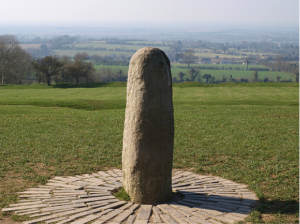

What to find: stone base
left=2, top=169, right=258, bottom=224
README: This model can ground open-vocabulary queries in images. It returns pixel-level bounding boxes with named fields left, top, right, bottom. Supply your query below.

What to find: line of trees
left=261, top=55, right=299, bottom=73
left=172, top=69, right=297, bottom=84
left=31, top=53, right=96, bottom=85
left=0, top=35, right=99, bottom=85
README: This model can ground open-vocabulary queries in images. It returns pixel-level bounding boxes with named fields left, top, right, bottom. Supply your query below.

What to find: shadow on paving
left=179, top=192, right=299, bottom=216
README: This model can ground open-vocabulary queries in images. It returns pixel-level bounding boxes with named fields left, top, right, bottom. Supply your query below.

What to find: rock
left=122, top=47, right=174, bottom=204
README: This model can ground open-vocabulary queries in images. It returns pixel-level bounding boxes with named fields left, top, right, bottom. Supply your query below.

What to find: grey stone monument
left=122, top=47, right=174, bottom=204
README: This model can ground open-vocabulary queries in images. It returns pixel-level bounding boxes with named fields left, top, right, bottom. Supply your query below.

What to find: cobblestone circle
left=2, top=170, right=258, bottom=224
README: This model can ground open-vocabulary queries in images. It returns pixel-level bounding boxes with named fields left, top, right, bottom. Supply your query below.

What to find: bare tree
left=275, top=55, right=285, bottom=71
left=91, top=54, right=102, bottom=65
left=202, top=74, right=212, bottom=83
left=246, top=58, right=250, bottom=70
left=276, top=75, right=281, bottom=83
left=177, top=72, right=185, bottom=83
left=294, top=66, right=299, bottom=82
left=187, top=68, right=200, bottom=81
left=74, top=52, right=89, bottom=62
left=64, top=52, right=95, bottom=83
left=222, top=45, right=228, bottom=54
left=252, top=70, right=258, bottom=82
left=184, top=49, right=196, bottom=68
left=0, top=35, right=32, bottom=84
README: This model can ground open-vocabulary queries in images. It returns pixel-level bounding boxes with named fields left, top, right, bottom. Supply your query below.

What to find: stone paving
left=2, top=170, right=258, bottom=224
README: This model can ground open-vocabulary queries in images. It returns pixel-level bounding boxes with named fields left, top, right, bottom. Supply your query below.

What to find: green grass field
left=93, top=64, right=295, bottom=82
left=171, top=63, right=269, bottom=69
left=193, top=51, right=276, bottom=59
left=0, top=83, right=298, bottom=223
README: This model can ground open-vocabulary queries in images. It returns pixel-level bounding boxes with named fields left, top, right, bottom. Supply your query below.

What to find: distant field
left=192, top=48, right=277, bottom=59
left=64, top=43, right=170, bottom=52
left=172, top=63, right=269, bottom=69
left=93, top=64, right=295, bottom=81
left=90, top=41, right=106, bottom=44
left=55, top=46, right=240, bottom=59
left=125, top=40, right=167, bottom=45
left=94, top=65, right=129, bottom=73
left=19, top=44, right=42, bottom=49
left=171, top=68, right=295, bottom=82
left=53, top=50, right=134, bottom=57
left=194, top=52, right=243, bottom=59
left=194, top=51, right=275, bottom=59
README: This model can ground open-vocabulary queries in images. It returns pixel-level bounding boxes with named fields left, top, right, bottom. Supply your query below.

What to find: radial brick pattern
left=2, top=170, right=258, bottom=224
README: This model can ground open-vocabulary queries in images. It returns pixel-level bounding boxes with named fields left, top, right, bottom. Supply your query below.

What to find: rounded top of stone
left=131, top=47, right=170, bottom=68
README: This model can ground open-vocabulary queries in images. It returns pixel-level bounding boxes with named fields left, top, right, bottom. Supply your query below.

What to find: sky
left=0, top=0, right=299, bottom=26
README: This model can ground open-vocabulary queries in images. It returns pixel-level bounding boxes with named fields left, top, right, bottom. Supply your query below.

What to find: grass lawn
left=0, top=83, right=298, bottom=223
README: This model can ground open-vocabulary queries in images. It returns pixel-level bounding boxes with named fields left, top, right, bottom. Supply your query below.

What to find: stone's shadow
left=171, top=191, right=257, bottom=215
left=170, top=193, right=299, bottom=216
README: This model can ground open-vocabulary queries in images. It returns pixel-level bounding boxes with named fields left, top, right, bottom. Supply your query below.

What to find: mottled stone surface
left=122, top=47, right=174, bottom=204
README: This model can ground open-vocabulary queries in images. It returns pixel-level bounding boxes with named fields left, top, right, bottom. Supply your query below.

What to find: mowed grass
left=0, top=84, right=298, bottom=223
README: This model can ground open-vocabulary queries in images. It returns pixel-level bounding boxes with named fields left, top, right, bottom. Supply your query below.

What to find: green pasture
left=94, top=64, right=129, bottom=73
left=64, top=43, right=170, bottom=52
left=54, top=42, right=276, bottom=61
left=0, top=83, right=298, bottom=223
left=194, top=52, right=245, bottom=59
left=171, top=63, right=269, bottom=70
left=125, top=40, right=167, bottom=45
left=54, top=48, right=262, bottom=60
left=53, top=49, right=134, bottom=58
left=92, top=64, right=295, bottom=82
left=193, top=48, right=277, bottom=58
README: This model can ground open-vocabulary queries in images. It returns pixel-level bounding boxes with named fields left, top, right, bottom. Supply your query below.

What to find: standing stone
left=122, top=47, right=174, bottom=204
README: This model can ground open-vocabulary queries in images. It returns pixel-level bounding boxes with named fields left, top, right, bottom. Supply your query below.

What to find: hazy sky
left=1, top=0, right=299, bottom=26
